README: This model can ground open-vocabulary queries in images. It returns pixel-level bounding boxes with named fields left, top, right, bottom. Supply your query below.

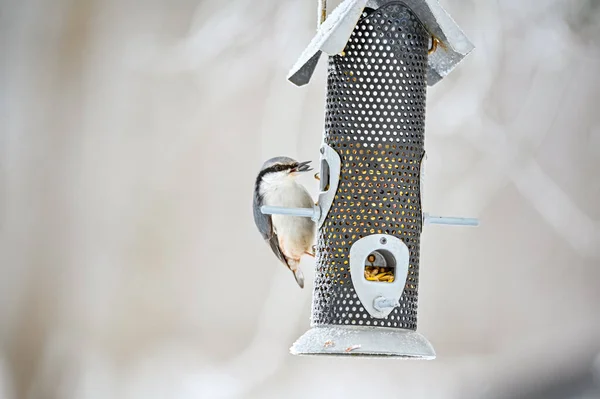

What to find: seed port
left=320, top=159, right=331, bottom=192
left=363, top=249, right=396, bottom=283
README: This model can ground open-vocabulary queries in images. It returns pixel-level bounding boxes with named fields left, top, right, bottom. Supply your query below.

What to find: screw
left=380, top=237, right=387, bottom=245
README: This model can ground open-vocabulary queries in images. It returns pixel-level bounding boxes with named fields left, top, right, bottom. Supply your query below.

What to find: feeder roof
left=287, top=0, right=474, bottom=87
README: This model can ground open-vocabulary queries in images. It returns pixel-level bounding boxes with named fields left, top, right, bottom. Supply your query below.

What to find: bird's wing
left=267, top=231, right=289, bottom=267
left=253, top=192, right=290, bottom=267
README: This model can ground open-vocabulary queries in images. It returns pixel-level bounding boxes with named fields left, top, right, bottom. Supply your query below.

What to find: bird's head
left=258, top=157, right=313, bottom=185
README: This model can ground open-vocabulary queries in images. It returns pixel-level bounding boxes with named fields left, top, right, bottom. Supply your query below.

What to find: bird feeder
left=261, top=0, right=475, bottom=358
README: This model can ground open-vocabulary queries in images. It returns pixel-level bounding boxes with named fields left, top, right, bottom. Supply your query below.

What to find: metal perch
left=261, top=206, right=480, bottom=228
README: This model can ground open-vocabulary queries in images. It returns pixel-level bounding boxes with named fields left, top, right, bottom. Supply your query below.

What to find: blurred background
left=1, top=0, right=600, bottom=398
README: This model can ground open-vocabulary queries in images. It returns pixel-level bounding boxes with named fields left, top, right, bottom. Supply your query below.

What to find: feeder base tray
left=290, top=325, right=436, bottom=358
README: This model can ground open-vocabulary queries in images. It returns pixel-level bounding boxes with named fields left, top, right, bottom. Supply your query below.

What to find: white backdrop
left=1, top=0, right=599, bottom=398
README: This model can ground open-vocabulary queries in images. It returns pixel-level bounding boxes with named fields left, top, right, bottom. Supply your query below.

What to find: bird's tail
left=293, top=268, right=305, bottom=289
left=285, top=257, right=304, bottom=288
left=284, top=257, right=304, bottom=289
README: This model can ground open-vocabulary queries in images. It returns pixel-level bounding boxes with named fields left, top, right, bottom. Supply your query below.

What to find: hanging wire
left=318, top=0, right=327, bottom=27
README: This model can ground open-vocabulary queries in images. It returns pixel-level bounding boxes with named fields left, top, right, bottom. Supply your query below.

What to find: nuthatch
left=253, top=156, right=316, bottom=288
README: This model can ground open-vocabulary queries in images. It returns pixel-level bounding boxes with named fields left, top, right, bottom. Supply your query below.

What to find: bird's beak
left=292, top=160, right=313, bottom=173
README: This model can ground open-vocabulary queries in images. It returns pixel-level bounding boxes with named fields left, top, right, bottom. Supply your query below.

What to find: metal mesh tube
left=312, top=1, right=429, bottom=330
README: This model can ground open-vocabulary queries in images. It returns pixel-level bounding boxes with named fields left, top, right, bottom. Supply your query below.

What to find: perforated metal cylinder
left=312, top=2, right=428, bottom=330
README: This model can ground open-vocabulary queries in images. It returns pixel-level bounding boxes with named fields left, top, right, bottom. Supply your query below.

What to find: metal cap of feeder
left=290, top=326, right=435, bottom=358
left=266, top=0, right=476, bottom=359
left=288, top=0, right=474, bottom=87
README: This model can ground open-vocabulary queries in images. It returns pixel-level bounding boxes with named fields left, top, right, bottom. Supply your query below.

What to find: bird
left=253, top=156, right=316, bottom=288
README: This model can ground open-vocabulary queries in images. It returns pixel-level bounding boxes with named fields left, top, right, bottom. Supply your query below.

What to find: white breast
left=259, top=173, right=316, bottom=259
